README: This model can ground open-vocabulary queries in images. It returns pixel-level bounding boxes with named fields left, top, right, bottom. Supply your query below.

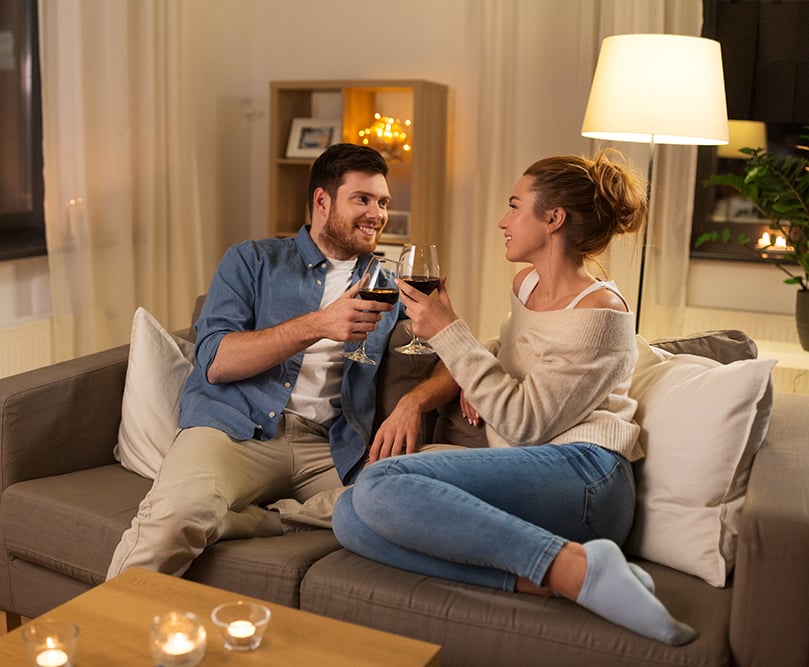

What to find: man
left=107, top=143, right=399, bottom=578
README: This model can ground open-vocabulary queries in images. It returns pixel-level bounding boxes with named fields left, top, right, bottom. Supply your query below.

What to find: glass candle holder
left=21, top=619, right=79, bottom=667
left=149, top=611, right=206, bottom=667
left=210, top=601, right=271, bottom=651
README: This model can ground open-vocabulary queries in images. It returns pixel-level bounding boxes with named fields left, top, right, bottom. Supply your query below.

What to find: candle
left=757, top=232, right=771, bottom=248
left=227, top=620, right=256, bottom=639
left=35, top=648, right=69, bottom=667
left=162, top=632, right=196, bottom=656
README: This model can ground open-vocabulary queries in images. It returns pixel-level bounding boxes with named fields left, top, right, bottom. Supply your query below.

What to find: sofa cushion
left=185, top=530, right=341, bottom=608
left=0, top=464, right=342, bottom=607
left=1, top=465, right=151, bottom=585
left=651, top=329, right=758, bottom=363
left=113, top=307, right=195, bottom=479
left=374, top=320, right=440, bottom=444
left=625, top=336, right=776, bottom=587
left=301, top=548, right=733, bottom=667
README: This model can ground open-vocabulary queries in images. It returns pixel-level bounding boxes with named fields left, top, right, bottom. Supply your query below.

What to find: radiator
left=0, top=318, right=52, bottom=378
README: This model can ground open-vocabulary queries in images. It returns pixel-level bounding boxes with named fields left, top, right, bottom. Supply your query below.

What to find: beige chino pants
left=106, top=413, right=342, bottom=579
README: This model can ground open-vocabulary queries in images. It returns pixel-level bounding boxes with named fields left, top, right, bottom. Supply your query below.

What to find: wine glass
left=395, top=243, right=440, bottom=355
left=345, top=255, right=399, bottom=366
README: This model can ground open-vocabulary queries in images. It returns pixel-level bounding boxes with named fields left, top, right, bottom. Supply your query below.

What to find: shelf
left=268, top=79, right=448, bottom=255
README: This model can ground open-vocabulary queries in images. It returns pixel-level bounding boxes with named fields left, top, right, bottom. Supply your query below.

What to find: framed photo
left=384, top=210, right=410, bottom=237
left=286, top=118, right=341, bottom=158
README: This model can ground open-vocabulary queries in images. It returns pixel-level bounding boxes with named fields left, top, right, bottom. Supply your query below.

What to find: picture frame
left=384, top=210, right=410, bottom=237
left=285, top=118, right=342, bottom=158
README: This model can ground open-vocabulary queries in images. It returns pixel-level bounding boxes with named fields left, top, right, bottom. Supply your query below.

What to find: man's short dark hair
left=307, top=143, right=388, bottom=216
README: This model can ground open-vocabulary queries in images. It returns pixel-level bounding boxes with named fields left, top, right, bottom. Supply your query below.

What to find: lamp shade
left=581, top=34, right=729, bottom=146
left=717, top=119, right=767, bottom=158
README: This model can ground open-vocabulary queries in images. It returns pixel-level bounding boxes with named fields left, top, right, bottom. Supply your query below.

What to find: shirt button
left=268, top=411, right=276, bottom=418
left=316, top=279, right=322, bottom=285
left=307, top=263, right=313, bottom=268
left=283, top=382, right=291, bottom=388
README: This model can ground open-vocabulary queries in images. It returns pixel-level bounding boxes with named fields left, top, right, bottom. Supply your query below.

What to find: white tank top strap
left=517, top=270, right=540, bottom=305
left=565, top=279, right=628, bottom=310
left=516, top=271, right=628, bottom=310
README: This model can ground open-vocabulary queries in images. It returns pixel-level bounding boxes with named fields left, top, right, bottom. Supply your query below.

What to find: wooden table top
left=0, top=567, right=441, bottom=666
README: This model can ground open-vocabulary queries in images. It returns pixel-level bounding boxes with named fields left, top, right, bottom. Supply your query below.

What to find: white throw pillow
left=624, top=336, right=776, bottom=587
left=113, top=307, right=195, bottom=479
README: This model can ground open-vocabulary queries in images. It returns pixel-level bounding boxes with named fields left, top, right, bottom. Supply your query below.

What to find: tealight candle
left=149, top=611, right=206, bottom=667
left=21, top=621, right=78, bottom=667
left=162, top=632, right=196, bottom=656
left=211, top=601, right=270, bottom=651
left=227, top=620, right=257, bottom=640
left=35, top=647, right=68, bottom=667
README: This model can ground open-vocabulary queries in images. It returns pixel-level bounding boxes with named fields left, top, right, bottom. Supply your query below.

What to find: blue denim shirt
left=179, top=226, right=403, bottom=484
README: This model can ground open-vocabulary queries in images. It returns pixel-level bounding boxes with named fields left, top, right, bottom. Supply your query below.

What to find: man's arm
left=207, top=284, right=391, bottom=384
left=369, top=361, right=461, bottom=461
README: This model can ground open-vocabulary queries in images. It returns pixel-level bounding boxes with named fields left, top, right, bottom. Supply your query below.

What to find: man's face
left=311, top=171, right=391, bottom=259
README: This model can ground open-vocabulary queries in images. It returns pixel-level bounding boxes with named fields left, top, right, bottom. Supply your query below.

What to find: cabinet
left=269, top=80, right=448, bottom=249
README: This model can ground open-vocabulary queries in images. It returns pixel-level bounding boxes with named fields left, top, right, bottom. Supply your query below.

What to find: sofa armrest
left=729, top=392, right=809, bottom=667
left=0, top=345, right=129, bottom=493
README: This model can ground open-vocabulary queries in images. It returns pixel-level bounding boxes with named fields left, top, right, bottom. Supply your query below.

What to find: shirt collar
left=294, top=225, right=373, bottom=276
left=294, top=225, right=328, bottom=271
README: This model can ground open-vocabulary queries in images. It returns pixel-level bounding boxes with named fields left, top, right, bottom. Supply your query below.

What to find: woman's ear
left=548, top=207, right=566, bottom=231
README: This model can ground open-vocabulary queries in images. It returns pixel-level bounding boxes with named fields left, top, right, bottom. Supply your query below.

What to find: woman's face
left=498, top=175, right=550, bottom=264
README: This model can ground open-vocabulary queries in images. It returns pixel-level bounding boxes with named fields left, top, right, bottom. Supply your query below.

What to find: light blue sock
left=628, top=562, right=655, bottom=593
left=577, top=540, right=697, bottom=645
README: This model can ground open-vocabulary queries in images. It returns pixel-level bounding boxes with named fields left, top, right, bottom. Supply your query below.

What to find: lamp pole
left=635, top=138, right=657, bottom=333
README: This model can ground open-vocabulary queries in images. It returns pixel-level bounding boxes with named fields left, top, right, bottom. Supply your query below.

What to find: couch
left=1, top=303, right=808, bottom=666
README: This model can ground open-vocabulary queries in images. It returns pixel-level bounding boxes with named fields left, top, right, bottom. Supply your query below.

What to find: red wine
left=403, top=276, right=439, bottom=295
left=359, top=288, right=400, bottom=304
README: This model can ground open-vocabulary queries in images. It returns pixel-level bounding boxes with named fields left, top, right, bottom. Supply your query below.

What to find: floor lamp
left=580, top=34, right=729, bottom=332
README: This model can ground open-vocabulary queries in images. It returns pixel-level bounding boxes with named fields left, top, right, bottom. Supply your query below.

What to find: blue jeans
left=332, top=443, right=635, bottom=591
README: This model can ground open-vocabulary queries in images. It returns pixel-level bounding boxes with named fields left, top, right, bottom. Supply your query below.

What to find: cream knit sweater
left=428, top=290, right=643, bottom=461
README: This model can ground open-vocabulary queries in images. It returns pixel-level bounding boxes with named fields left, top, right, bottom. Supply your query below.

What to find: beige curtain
left=454, top=0, right=702, bottom=341
left=38, top=0, right=205, bottom=361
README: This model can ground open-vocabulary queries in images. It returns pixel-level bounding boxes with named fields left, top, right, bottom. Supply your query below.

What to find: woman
left=332, top=151, right=697, bottom=645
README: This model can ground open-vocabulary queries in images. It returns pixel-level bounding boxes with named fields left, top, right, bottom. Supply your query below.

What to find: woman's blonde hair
left=523, top=149, right=647, bottom=259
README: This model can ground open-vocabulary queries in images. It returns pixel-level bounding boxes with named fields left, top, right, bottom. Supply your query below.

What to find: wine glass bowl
left=345, top=255, right=399, bottom=365
left=396, top=243, right=440, bottom=355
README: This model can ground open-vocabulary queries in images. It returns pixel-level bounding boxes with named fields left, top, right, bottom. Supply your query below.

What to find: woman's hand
left=397, top=276, right=457, bottom=339
left=459, top=390, right=482, bottom=427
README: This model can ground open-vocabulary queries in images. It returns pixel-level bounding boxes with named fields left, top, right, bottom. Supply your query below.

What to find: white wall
left=182, top=0, right=478, bottom=282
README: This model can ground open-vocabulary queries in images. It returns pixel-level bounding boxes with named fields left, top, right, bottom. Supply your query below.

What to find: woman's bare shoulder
left=577, top=287, right=629, bottom=312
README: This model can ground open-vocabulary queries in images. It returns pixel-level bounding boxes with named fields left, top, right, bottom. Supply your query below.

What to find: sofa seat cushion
left=186, top=530, right=341, bottom=608
left=1, top=464, right=343, bottom=607
left=1, top=465, right=150, bottom=585
left=301, top=549, right=734, bottom=667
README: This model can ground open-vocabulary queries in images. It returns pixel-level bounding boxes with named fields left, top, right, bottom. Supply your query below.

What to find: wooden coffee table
left=0, top=567, right=441, bottom=666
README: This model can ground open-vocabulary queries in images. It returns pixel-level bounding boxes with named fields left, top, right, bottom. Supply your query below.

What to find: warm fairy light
left=358, top=113, right=412, bottom=160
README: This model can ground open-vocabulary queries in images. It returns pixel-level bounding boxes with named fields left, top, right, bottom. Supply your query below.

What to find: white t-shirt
left=284, top=257, right=355, bottom=425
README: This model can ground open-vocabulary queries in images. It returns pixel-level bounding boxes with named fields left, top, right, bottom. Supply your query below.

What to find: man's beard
left=320, top=208, right=379, bottom=258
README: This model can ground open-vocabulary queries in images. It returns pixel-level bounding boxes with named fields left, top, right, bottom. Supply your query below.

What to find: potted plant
left=696, top=126, right=809, bottom=350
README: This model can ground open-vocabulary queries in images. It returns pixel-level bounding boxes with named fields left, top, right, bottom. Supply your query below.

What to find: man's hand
left=207, top=283, right=393, bottom=384
left=368, top=397, right=424, bottom=462
left=318, top=282, right=394, bottom=343
left=367, top=362, right=461, bottom=463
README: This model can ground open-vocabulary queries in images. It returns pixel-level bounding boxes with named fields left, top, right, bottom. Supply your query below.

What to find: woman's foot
left=575, top=540, right=697, bottom=645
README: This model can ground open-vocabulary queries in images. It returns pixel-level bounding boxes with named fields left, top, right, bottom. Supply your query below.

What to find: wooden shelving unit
left=269, top=79, right=448, bottom=250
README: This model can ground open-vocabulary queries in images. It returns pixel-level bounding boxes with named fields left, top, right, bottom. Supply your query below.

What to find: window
left=690, top=0, right=809, bottom=264
left=0, top=0, right=45, bottom=261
